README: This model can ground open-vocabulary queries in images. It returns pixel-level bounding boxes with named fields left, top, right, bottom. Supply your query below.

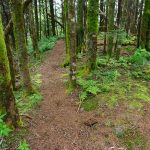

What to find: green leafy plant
left=18, top=140, right=29, bottom=150
left=78, top=78, right=100, bottom=101
left=129, top=48, right=150, bottom=65
left=27, top=36, right=58, bottom=54
left=0, top=114, right=12, bottom=137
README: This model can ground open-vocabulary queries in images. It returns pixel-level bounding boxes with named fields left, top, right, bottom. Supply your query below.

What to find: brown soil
left=27, top=40, right=119, bottom=150
left=27, top=40, right=150, bottom=150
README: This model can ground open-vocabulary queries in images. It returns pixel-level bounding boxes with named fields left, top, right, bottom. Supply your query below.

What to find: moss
left=87, top=0, right=99, bottom=33
left=87, top=0, right=99, bottom=71
left=0, top=17, right=19, bottom=127
left=82, top=98, right=99, bottom=111
left=0, top=17, right=11, bottom=111
left=10, top=0, right=33, bottom=93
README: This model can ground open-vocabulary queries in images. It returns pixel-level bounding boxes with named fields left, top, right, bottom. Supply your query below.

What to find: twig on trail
left=77, top=101, right=82, bottom=113
left=20, top=114, right=33, bottom=120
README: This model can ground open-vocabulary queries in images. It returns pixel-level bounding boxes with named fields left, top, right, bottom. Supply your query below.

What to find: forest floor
left=26, top=40, right=150, bottom=150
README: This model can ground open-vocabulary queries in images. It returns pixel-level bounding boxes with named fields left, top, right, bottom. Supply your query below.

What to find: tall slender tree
left=68, top=0, right=77, bottom=87
left=49, top=0, right=56, bottom=36
left=29, top=3, right=40, bottom=57
left=87, top=0, right=99, bottom=71
left=77, top=0, right=84, bottom=53
left=10, top=0, right=33, bottom=93
left=0, top=16, right=19, bottom=127
left=107, top=0, right=115, bottom=58
left=140, top=0, right=150, bottom=51
left=34, top=0, right=39, bottom=40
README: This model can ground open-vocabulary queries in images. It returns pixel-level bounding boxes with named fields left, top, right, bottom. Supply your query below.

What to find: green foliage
left=129, top=48, right=150, bottom=65
left=39, top=36, right=58, bottom=52
left=117, top=128, right=147, bottom=150
left=82, top=98, right=99, bottom=111
left=27, top=36, right=58, bottom=54
left=0, top=114, right=12, bottom=137
left=99, top=70, right=121, bottom=82
left=78, top=78, right=100, bottom=101
left=15, top=90, right=43, bottom=113
left=18, top=140, right=29, bottom=150
left=122, top=35, right=136, bottom=46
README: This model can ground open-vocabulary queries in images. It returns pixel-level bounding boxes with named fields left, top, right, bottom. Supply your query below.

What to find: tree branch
left=47, top=13, right=64, bottom=29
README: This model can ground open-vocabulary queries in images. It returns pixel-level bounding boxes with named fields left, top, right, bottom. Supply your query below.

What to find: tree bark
left=10, top=0, right=33, bottom=93
left=49, top=0, right=56, bottom=36
left=0, top=17, right=19, bottom=127
left=87, top=0, right=99, bottom=71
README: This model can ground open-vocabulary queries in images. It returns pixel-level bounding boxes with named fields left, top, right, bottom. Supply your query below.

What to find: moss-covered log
left=0, top=17, right=19, bottom=127
left=87, top=0, right=99, bottom=71
left=10, top=0, right=33, bottom=93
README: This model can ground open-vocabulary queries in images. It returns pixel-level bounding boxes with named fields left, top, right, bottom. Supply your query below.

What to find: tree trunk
left=77, top=0, right=84, bottom=53
left=10, top=0, right=33, bottom=93
left=140, top=0, right=150, bottom=51
left=107, top=0, right=115, bottom=58
left=34, top=0, right=39, bottom=40
left=29, top=3, right=40, bottom=57
left=87, top=0, right=99, bottom=71
left=49, top=0, right=56, bottom=36
left=137, top=0, right=144, bottom=48
left=0, top=17, right=19, bottom=127
left=68, top=0, right=77, bottom=88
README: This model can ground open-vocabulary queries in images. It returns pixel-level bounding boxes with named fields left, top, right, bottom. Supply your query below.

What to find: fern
left=129, top=48, right=150, bottom=65
left=78, top=78, right=100, bottom=100
left=18, top=140, right=29, bottom=150
left=0, top=114, right=12, bottom=137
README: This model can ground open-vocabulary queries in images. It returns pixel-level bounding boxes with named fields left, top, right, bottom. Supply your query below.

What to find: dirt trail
left=27, top=40, right=119, bottom=150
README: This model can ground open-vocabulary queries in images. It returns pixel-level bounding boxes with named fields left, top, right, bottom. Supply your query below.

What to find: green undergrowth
left=76, top=47, right=150, bottom=149
left=0, top=35, right=61, bottom=150
left=77, top=48, right=150, bottom=111
left=113, top=120, right=147, bottom=150
left=27, top=36, right=61, bottom=55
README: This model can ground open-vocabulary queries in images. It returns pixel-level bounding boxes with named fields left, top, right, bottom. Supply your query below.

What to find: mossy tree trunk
left=0, top=17, right=19, bottom=127
left=29, top=3, right=40, bottom=58
left=1, top=0, right=16, bottom=90
left=115, top=0, right=123, bottom=60
left=49, top=0, right=56, bottom=36
left=87, top=0, right=99, bottom=71
left=140, top=0, right=150, bottom=51
left=68, top=0, right=77, bottom=88
left=137, top=0, right=144, bottom=48
left=77, top=0, right=84, bottom=53
left=63, top=0, right=70, bottom=67
left=10, top=0, right=33, bottom=93
left=34, top=0, right=39, bottom=40
left=107, top=0, right=115, bottom=58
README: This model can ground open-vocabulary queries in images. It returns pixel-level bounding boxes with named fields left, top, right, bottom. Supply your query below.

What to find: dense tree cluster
left=0, top=0, right=150, bottom=128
